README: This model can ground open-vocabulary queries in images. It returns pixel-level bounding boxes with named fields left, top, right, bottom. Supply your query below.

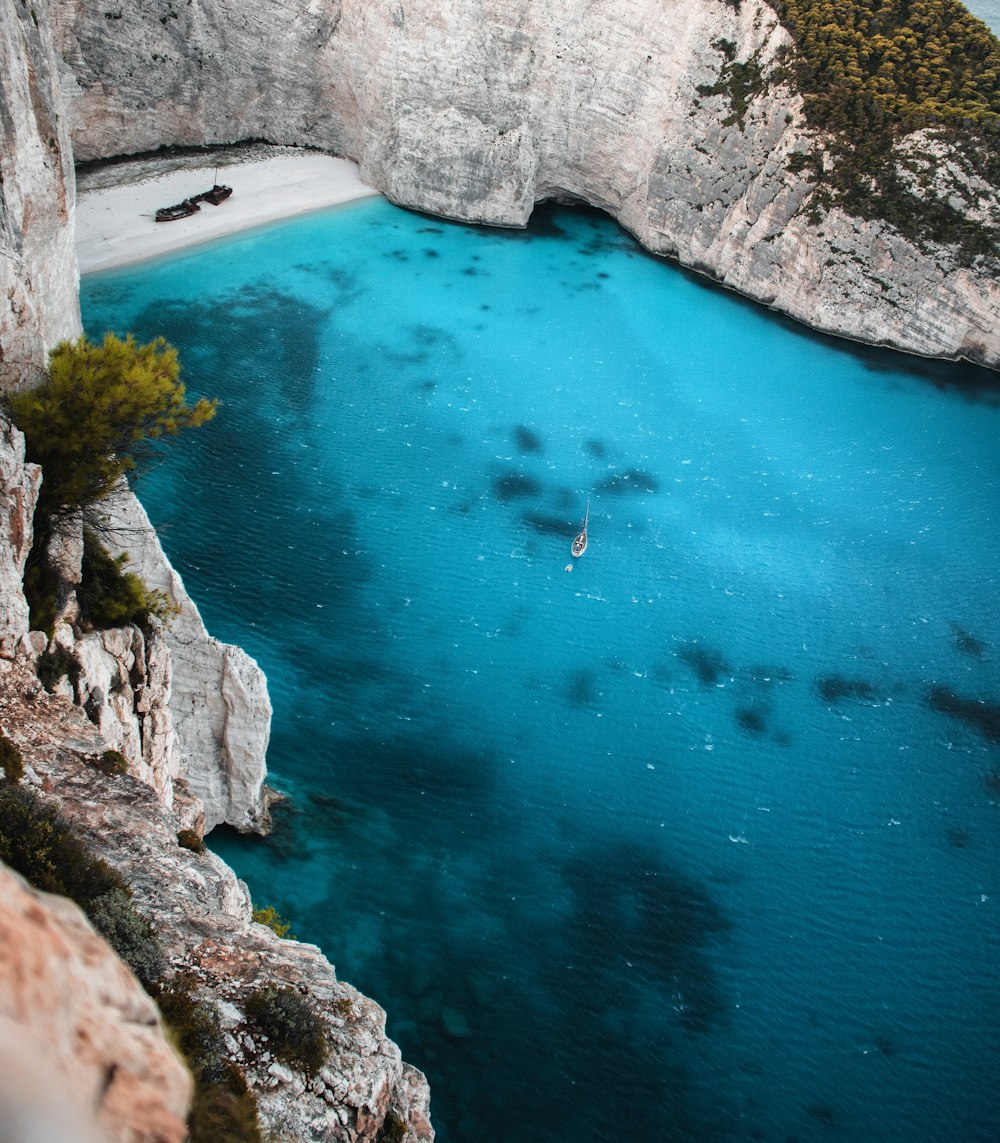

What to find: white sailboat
left=571, top=498, right=590, bottom=558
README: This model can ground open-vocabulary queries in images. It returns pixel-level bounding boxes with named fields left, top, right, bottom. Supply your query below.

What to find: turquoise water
left=82, top=199, right=1000, bottom=1143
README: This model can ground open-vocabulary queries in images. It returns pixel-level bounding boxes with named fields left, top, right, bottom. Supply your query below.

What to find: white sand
left=75, top=152, right=381, bottom=275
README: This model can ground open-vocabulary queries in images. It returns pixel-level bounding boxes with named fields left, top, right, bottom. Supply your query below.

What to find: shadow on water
left=128, top=286, right=328, bottom=415
left=212, top=767, right=734, bottom=1142
left=89, top=289, right=376, bottom=656
left=413, top=196, right=1000, bottom=404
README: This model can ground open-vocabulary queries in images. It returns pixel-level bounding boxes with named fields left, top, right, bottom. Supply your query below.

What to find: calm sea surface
left=82, top=198, right=1000, bottom=1143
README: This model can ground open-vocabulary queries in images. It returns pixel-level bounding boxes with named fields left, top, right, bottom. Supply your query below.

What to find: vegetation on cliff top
left=773, top=0, right=999, bottom=130
left=4, top=333, right=216, bottom=524
left=769, top=0, right=1000, bottom=260
left=2, top=333, right=215, bottom=633
left=703, top=0, right=999, bottom=260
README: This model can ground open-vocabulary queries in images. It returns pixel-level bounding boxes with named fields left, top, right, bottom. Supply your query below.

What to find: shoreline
left=75, top=149, right=381, bottom=275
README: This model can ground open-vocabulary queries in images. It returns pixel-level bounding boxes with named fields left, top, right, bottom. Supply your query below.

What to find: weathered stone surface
left=0, top=0, right=80, bottom=382
left=0, top=861, right=191, bottom=1143
left=0, top=421, right=40, bottom=656
left=52, top=0, right=1000, bottom=368
left=1, top=10, right=433, bottom=1138
left=72, top=622, right=180, bottom=805
left=0, top=653, right=434, bottom=1143
left=96, top=484, right=272, bottom=833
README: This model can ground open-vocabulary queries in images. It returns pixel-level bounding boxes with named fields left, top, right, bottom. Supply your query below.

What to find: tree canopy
left=766, top=0, right=1000, bottom=260
left=772, top=0, right=1000, bottom=132
left=5, top=332, right=217, bottom=523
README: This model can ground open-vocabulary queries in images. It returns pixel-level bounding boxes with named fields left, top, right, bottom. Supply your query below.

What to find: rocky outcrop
left=1, top=7, right=433, bottom=1138
left=0, top=654, right=434, bottom=1143
left=0, top=421, right=40, bottom=655
left=96, top=485, right=273, bottom=833
left=0, top=0, right=80, bottom=382
left=51, top=0, right=1000, bottom=368
left=0, top=861, right=190, bottom=1143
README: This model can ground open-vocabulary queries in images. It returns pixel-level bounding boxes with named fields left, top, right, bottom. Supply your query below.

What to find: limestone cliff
left=0, top=0, right=80, bottom=378
left=1, top=5, right=437, bottom=1135
left=97, top=484, right=274, bottom=834
left=0, top=420, right=39, bottom=656
left=52, top=0, right=1000, bottom=368
left=0, top=654, right=434, bottom=1142
left=1, top=0, right=273, bottom=834
left=0, top=861, right=191, bottom=1143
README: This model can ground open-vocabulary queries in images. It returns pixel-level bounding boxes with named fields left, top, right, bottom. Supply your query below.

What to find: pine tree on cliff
left=4, top=332, right=217, bottom=526
left=2, top=332, right=216, bottom=632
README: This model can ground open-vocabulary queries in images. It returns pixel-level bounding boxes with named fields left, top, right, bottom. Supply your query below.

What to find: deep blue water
left=82, top=198, right=1000, bottom=1143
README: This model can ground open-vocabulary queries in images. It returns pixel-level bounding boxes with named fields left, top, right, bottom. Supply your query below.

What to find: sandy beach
left=75, top=149, right=381, bottom=275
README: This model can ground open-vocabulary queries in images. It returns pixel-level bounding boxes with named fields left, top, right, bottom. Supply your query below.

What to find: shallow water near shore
left=82, top=198, right=1000, bottom=1142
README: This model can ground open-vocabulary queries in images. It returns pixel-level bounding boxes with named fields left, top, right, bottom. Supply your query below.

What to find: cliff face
left=0, top=421, right=40, bottom=656
left=0, top=862, right=191, bottom=1143
left=0, top=5, right=432, bottom=1138
left=98, top=487, right=273, bottom=834
left=52, top=0, right=1000, bottom=368
left=0, top=423, right=272, bottom=833
left=0, top=0, right=80, bottom=379
left=0, top=654, right=434, bottom=1143
left=1, top=0, right=273, bottom=834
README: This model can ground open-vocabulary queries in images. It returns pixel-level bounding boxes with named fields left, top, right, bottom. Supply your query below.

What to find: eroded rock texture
left=98, top=485, right=273, bottom=834
left=0, top=0, right=80, bottom=381
left=0, top=653, right=434, bottom=1143
left=0, top=862, right=190, bottom=1143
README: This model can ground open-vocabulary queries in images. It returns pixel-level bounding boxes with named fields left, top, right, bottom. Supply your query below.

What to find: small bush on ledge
left=252, top=903, right=295, bottom=939
left=377, top=1109, right=407, bottom=1143
left=0, top=732, right=24, bottom=783
left=35, top=643, right=81, bottom=693
left=78, top=528, right=178, bottom=633
left=156, top=977, right=263, bottom=1143
left=177, top=828, right=206, bottom=854
left=245, top=984, right=328, bottom=1076
left=88, top=749, right=128, bottom=777
left=0, top=784, right=163, bottom=987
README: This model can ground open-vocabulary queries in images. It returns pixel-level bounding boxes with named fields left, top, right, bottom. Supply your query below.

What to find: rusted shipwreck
left=155, top=183, right=233, bottom=223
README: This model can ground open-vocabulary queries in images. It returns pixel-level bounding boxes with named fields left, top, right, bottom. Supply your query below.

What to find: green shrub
left=78, top=528, right=177, bottom=632
left=377, top=1109, right=407, bottom=1143
left=35, top=643, right=81, bottom=693
left=88, top=886, right=165, bottom=989
left=89, top=749, right=128, bottom=777
left=3, top=334, right=214, bottom=641
left=245, top=985, right=327, bottom=1076
left=21, top=555, right=60, bottom=635
left=252, top=904, right=295, bottom=939
left=0, top=784, right=118, bottom=899
left=0, top=785, right=163, bottom=987
left=157, top=979, right=263, bottom=1143
left=177, top=828, right=207, bottom=854
left=0, top=732, right=24, bottom=783
left=3, top=332, right=217, bottom=525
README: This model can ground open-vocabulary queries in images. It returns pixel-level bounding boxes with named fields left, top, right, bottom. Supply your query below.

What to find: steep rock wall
left=0, top=0, right=80, bottom=380
left=1, top=1, right=272, bottom=833
left=0, top=421, right=40, bottom=655
left=0, top=862, right=190, bottom=1143
left=98, top=485, right=273, bottom=834
left=1, top=9, right=434, bottom=1136
left=0, top=655, right=434, bottom=1143
left=53, top=0, right=1000, bottom=368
